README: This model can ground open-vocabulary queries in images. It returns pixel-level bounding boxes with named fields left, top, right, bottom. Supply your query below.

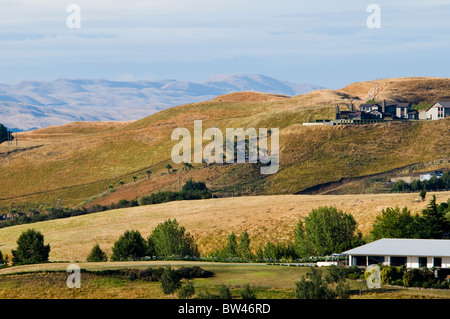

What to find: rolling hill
left=0, top=77, right=449, bottom=211
left=0, top=74, right=324, bottom=131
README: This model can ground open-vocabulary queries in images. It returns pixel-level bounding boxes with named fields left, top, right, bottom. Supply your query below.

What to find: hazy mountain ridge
left=0, top=74, right=324, bottom=130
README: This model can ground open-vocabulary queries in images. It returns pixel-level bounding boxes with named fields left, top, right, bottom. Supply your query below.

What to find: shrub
left=11, top=229, right=50, bottom=265
left=111, top=230, right=148, bottom=261
left=240, top=283, right=256, bottom=299
left=177, top=281, right=195, bottom=299
left=160, top=266, right=181, bottom=298
left=87, top=244, right=108, bottom=262
left=219, top=284, right=232, bottom=299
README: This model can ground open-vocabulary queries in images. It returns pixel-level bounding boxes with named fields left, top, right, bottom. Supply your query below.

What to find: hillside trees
left=111, top=230, right=148, bottom=261
left=11, top=229, right=50, bottom=265
left=370, top=206, right=416, bottom=240
left=369, top=197, right=450, bottom=240
left=148, top=219, right=199, bottom=258
left=87, top=244, right=108, bottom=262
left=294, top=206, right=363, bottom=257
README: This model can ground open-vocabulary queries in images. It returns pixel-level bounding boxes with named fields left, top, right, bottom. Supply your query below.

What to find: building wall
left=426, top=103, right=449, bottom=120
left=348, top=255, right=450, bottom=268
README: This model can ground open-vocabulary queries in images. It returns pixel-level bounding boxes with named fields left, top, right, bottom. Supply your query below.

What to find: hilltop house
left=343, top=238, right=450, bottom=269
left=425, top=101, right=450, bottom=120
left=334, top=100, right=418, bottom=124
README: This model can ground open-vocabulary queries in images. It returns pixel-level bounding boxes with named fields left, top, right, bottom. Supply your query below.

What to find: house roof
left=426, top=101, right=450, bottom=112
left=343, top=238, right=450, bottom=257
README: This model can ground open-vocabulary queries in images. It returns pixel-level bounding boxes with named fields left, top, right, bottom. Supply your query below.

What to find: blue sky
left=1, top=0, right=450, bottom=88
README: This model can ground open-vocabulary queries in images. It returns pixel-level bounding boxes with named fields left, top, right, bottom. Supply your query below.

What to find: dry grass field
left=0, top=192, right=448, bottom=262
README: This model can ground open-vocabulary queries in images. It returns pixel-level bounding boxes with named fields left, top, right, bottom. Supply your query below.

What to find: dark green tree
left=87, top=244, right=108, bottom=262
left=11, top=229, right=50, bottom=265
left=149, top=219, right=199, bottom=258
left=0, top=124, right=12, bottom=144
left=294, top=206, right=362, bottom=257
left=370, top=206, right=416, bottom=240
left=415, top=195, right=450, bottom=239
left=160, top=265, right=181, bottom=299
left=111, top=230, right=148, bottom=261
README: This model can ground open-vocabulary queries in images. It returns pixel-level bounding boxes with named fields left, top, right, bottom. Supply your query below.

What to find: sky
left=1, top=0, right=450, bottom=89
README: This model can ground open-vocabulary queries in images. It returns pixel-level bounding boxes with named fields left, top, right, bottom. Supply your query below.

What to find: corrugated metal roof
left=343, top=239, right=450, bottom=257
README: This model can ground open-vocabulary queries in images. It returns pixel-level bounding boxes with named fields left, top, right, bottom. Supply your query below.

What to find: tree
left=111, top=230, right=148, bottom=261
left=0, top=250, right=7, bottom=267
left=177, top=280, right=195, bottom=299
left=238, top=230, right=253, bottom=261
left=87, top=244, right=108, bottom=262
left=415, top=195, right=450, bottom=239
left=240, top=283, right=256, bottom=299
left=182, top=179, right=207, bottom=192
left=166, top=164, right=172, bottom=174
left=221, top=232, right=239, bottom=259
left=149, top=219, right=199, bottom=258
left=133, top=176, right=137, bottom=182
left=370, top=206, right=415, bottom=240
left=294, top=206, right=362, bottom=257
left=11, top=229, right=50, bottom=265
left=160, top=265, right=181, bottom=299
left=146, top=170, right=152, bottom=179
left=419, top=189, right=426, bottom=201
left=0, top=124, right=11, bottom=144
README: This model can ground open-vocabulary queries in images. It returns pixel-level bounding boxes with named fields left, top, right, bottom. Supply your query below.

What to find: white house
left=425, top=101, right=450, bottom=120
left=343, top=238, right=450, bottom=268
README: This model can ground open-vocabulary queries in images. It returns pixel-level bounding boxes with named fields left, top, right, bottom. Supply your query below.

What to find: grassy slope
left=0, top=78, right=449, bottom=209
left=0, top=191, right=448, bottom=262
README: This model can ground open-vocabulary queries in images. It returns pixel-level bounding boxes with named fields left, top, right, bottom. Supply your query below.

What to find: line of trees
left=370, top=196, right=450, bottom=240
left=2, top=197, right=448, bottom=268
left=390, top=172, right=450, bottom=192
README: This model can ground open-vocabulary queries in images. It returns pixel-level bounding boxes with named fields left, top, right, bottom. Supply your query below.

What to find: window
left=434, top=257, right=442, bottom=268
left=418, top=257, right=427, bottom=268
left=352, top=256, right=367, bottom=266
left=390, top=256, right=407, bottom=266
left=368, top=256, right=385, bottom=265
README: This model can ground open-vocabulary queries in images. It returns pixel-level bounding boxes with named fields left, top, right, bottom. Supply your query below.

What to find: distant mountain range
left=0, top=74, right=324, bottom=131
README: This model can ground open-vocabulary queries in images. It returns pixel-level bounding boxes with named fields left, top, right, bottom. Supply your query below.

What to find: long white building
left=343, top=238, right=450, bottom=268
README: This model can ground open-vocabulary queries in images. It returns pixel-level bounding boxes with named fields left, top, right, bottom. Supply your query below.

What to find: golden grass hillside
left=0, top=192, right=448, bottom=262
left=0, top=77, right=449, bottom=208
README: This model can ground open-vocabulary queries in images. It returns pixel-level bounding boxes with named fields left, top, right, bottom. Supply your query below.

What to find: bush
left=177, top=281, right=195, bottom=299
left=219, top=284, right=232, bottom=299
left=161, top=266, right=181, bottom=298
left=111, top=230, right=148, bottom=261
left=240, top=283, right=256, bottom=299
left=11, top=229, right=50, bottom=265
left=87, top=244, right=108, bottom=262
